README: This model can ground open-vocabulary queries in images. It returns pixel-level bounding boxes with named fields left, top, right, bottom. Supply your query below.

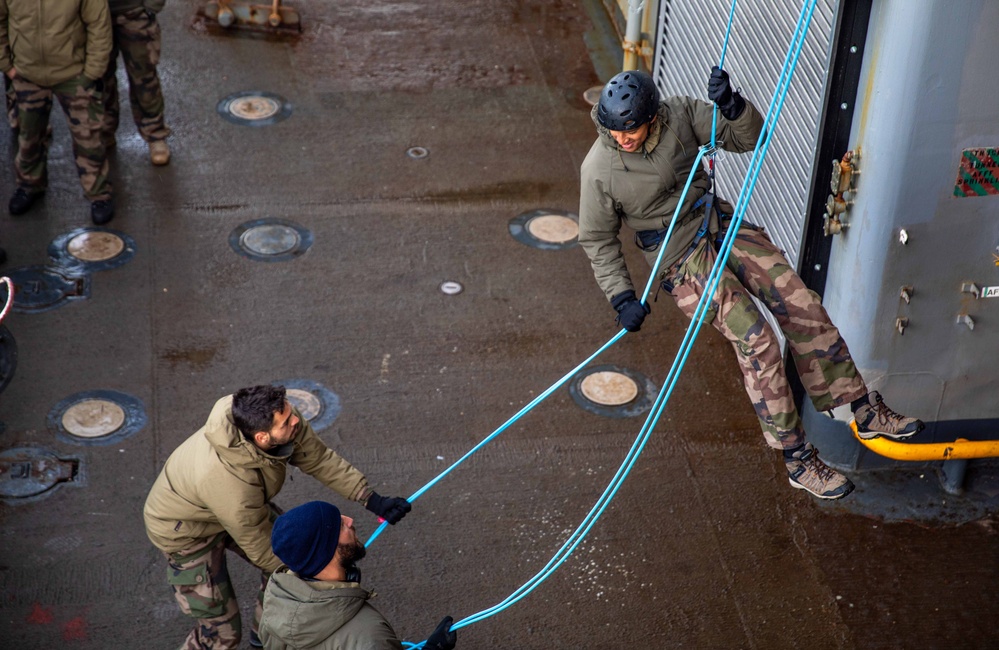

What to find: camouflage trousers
left=103, top=7, right=171, bottom=142
left=10, top=74, right=111, bottom=201
left=4, top=74, right=15, bottom=129
left=659, top=221, right=867, bottom=449
left=165, top=532, right=270, bottom=650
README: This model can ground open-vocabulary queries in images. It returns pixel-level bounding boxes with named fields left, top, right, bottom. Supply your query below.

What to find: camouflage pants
left=660, top=221, right=867, bottom=449
left=103, top=7, right=171, bottom=142
left=165, top=532, right=270, bottom=650
left=4, top=74, right=15, bottom=129
left=10, top=74, right=111, bottom=201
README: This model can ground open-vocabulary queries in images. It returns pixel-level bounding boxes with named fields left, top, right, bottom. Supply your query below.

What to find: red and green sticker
left=954, top=147, right=999, bottom=197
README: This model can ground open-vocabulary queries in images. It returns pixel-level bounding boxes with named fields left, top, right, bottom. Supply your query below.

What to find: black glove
left=423, top=616, right=457, bottom=650
left=611, top=290, right=650, bottom=332
left=364, top=491, right=411, bottom=524
left=707, top=66, right=745, bottom=121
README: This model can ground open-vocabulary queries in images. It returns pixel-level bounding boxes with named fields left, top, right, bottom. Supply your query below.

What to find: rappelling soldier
left=577, top=68, right=924, bottom=500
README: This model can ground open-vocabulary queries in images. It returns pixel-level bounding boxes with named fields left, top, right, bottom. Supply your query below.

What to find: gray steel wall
left=652, top=0, right=839, bottom=267
left=818, top=0, right=999, bottom=432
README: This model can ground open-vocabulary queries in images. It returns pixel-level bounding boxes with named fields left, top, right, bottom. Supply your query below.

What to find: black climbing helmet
left=597, top=70, right=660, bottom=131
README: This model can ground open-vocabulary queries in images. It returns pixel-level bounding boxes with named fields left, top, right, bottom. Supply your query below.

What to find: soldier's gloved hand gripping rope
left=708, top=65, right=746, bottom=120
left=364, top=491, right=412, bottom=524
left=611, top=290, right=651, bottom=332
left=423, top=616, right=458, bottom=650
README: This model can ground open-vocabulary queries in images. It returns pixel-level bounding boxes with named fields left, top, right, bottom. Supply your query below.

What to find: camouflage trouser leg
left=166, top=533, right=242, bottom=650
left=4, top=75, right=15, bottom=129
left=665, top=223, right=866, bottom=449
left=105, top=8, right=170, bottom=142
left=222, top=537, right=271, bottom=635
left=12, top=74, right=111, bottom=200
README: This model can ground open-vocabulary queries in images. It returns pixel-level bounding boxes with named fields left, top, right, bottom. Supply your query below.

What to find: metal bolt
left=850, top=45, right=858, bottom=53
left=899, top=229, right=909, bottom=245
left=900, top=286, right=912, bottom=304
left=840, top=102, right=849, bottom=110
left=895, top=317, right=908, bottom=335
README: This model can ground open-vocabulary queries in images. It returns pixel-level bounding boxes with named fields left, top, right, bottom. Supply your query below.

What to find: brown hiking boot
left=853, top=391, right=924, bottom=440
left=785, top=443, right=854, bottom=500
left=149, top=140, right=170, bottom=166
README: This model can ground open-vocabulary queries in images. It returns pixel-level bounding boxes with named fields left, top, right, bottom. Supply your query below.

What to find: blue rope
left=392, top=1, right=821, bottom=642
left=710, top=0, right=739, bottom=152
left=365, top=329, right=627, bottom=547
left=367, top=142, right=713, bottom=549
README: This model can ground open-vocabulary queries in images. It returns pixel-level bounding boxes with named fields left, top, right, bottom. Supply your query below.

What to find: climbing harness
left=380, top=1, right=824, bottom=645
left=634, top=192, right=709, bottom=252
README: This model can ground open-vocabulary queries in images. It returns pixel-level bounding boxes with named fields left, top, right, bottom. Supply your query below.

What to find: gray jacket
left=577, top=95, right=764, bottom=301
left=260, top=570, right=403, bottom=650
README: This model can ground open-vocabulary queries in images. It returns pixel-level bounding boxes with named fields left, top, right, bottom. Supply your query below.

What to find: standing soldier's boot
left=149, top=139, right=170, bottom=165
left=91, top=198, right=114, bottom=225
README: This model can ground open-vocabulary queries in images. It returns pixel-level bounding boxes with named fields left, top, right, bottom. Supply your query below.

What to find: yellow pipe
left=849, top=420, right=999, bottom=460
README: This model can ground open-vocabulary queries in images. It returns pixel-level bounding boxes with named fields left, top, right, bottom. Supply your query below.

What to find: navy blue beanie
left=271, top=501, right=342, bottom=578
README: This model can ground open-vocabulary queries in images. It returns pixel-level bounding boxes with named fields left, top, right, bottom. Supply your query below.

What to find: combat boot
left=785, top=443, right=854, bottom=500
left=853, top=391, right=924, bottom=440
left=149, top=140, right=170, bottom=166
left=91, top=199, right=114, bottom=225
left=9, top=188, right=42, bottom=216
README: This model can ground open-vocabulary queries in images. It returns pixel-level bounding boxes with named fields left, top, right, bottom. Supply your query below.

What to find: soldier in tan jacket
left=0, top=0, right=116, bottom=224
left=144, top=384, right=412, bottom=650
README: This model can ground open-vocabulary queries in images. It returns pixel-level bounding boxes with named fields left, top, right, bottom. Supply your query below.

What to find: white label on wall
left=982, top=286, right=999, bottom=298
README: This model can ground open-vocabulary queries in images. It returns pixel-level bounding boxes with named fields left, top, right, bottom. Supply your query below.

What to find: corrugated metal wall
left=652, top=0, right=839, bottom=267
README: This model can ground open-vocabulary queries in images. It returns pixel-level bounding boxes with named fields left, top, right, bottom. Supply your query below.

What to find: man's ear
left=252, top=430, right=269, bottom=448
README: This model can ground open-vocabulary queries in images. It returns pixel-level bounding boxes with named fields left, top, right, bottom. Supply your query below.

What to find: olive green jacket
left=260, top=570, right=403, bottom=650
left=108, top=0, right=165, bottom=16
left=578, top=95, right=764, bottom=301
left=0, top=0, right=112, bottom=86
left=143, top=395, right=370, bottom=573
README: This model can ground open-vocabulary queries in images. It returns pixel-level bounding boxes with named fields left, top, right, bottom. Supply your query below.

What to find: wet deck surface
left=1, top=1, right=997, bottom=648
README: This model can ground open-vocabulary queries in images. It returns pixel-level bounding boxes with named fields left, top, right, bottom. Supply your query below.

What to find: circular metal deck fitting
left=0, top=447, right=82, bottom=504
left=0, top=325, right=17, bottom=395
left=274, top=379, right=341, bottom=432
left=229, top=218, right=313, bottom=262
left=48, top=390, right=147, bottom=446
left=583, top=85, right=604, bottom=106
left=5, top=265, right=91, bottom=314
left=61, top=400, right=127, bottom=438
left=439, top=281, right=463, bottom=295
left=579, top=371, right=639, bottom=406
left=48, top=227, right=137, bottom=273
left=509, top=209, right=580, bottom=250
left=216, top=91, right=292, bottom=126
left=407, top=146, right=429, bottom=159
left=568, top=364, right=657, bottom=419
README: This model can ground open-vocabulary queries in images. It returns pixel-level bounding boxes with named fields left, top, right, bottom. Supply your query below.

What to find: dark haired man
left=144, top=384, right=412, bottom=650
left=260, top=501, right=457, bottom=650
left=578, top=68, right=924, bottom=501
